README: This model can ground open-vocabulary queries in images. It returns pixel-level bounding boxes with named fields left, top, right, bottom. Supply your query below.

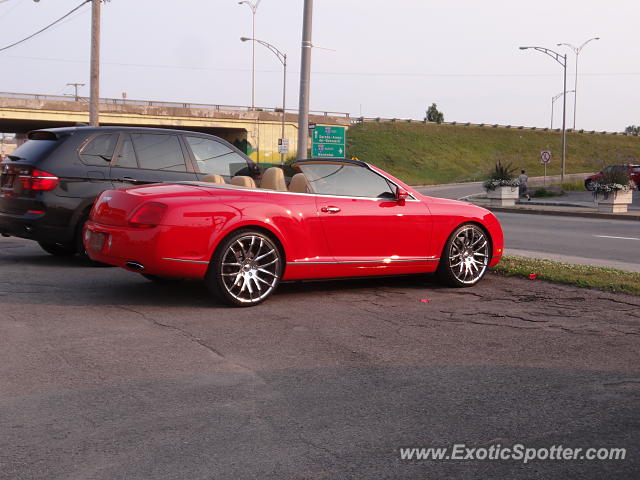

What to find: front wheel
left=206, top=230, right=283, bottom=307
left=437, top=224, right=490, bottom=287
left=585, top=179, right=595, bottom=191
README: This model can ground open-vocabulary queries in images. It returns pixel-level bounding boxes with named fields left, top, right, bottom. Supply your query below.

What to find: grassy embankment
left=494, top=256, right=640, bottom=296
left=346, top=122, right=640, bottom=185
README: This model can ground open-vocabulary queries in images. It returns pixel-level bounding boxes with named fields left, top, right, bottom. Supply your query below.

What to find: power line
left=5, top=55, right=640, bottom=78
left=0, top=0, right=90, bottom=53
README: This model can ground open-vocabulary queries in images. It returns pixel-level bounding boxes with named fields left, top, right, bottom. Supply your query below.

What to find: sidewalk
left=465, top=190, right=640, bottom=221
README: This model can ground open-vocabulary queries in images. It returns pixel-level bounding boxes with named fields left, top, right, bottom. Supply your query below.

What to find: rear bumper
left=0, top=211, right=74, bottom=244
left=84, top=221, right=210, bottom=279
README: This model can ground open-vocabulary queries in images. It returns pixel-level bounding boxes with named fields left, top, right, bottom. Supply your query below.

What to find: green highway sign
left=311, top=125, right=346, bottom=158
left=312, top=143, right=345, bottom=157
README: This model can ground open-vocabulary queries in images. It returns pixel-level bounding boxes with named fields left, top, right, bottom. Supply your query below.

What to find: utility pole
left=89, top=0, right=101, bottom=126
left=67, top=83, right=85, bottom=101
left=296, top=0, right=313, bottom=160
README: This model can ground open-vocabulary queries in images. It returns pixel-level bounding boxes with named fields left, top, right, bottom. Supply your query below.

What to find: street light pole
left=520, top=46, right=568, bottom=185
left=297, top=0, right=313, bottom=160
left=551, top=89, right=574, bottom=129
left=238, top=0, right=261, bottom=110
left=240, top=37, right=287, bottom=164
left=557, top=37, right=599, bottom=130
left=89, top=0, right=101, bottom=126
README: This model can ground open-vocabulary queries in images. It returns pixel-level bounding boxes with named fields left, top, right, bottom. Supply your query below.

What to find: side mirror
left=395, top=186, right=409, bottom=204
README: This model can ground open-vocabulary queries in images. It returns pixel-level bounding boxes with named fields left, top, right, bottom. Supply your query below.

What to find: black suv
left=0, top=126, right=258, bottom=259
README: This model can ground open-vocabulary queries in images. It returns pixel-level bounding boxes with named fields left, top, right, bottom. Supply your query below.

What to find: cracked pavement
left=1, top=237, right=639, bottom=479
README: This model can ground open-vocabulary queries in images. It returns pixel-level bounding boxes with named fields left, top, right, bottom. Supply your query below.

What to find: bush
left=483, top=160, right=520, bottom=190
left=531, top=187, right=558, bottom=198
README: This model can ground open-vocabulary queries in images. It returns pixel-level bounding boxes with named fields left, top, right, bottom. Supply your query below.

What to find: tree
left=625, top=125, right=640, bottom=135
left=426, top=103, right=444, bottom=124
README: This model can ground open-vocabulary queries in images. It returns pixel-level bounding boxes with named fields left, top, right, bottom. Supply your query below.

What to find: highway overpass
left=0, top=92, right=351, bottom=162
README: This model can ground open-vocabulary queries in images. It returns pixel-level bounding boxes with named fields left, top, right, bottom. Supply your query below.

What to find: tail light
left=129, top=202, right=168, bottom=228
left=19, top=169, right=59, bottom=191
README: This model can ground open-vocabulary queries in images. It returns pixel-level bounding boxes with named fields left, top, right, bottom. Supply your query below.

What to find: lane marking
left=594, top=235, right=640, bottom=241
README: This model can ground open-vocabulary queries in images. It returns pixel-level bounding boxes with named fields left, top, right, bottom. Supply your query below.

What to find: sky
left=0, top=0, right=638, bottom=132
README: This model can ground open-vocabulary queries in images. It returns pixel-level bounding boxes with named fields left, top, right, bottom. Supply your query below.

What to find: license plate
left=88, top=230, right=107, bottom=251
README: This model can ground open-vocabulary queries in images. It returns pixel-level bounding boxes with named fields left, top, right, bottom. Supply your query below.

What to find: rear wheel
left=206, top=230, right=283, bottom=307
left=437, top=224, right=490, bottom=287
left=37, top=241, right=77, bottom=257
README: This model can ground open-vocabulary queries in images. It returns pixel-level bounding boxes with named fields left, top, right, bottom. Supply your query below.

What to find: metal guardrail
left=0, top=91, right=351, bottom=119
left=350, top=116, right=638, bottom=136
left=1, top=91, right=635, bottom=134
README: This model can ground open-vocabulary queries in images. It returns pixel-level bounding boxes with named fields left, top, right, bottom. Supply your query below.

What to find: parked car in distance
left=0, top=126, right=258, bottom=260
left=85, top=158, right=504, bottom=307
left=585, top=164, right=640, bottom=190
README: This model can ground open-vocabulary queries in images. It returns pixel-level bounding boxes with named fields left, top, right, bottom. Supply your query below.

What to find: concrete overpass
left=0, top=92, right=351, bottom=162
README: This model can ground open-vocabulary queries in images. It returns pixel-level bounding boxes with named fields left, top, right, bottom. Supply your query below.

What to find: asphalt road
left=496, top=213, right=640, bottom=272
left=1, top=237, right=639, bottom=480
left=417, top=184, right=640, bottom=271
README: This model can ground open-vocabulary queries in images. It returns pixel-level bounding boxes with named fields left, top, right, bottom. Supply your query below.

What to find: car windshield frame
left=292, top=159, right=410, bottom=200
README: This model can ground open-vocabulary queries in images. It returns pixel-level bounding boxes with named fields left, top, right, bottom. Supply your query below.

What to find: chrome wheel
left=448, top=225, right=489, bottom=284
left=438, top=224, right=490, bottom=287
left=217, top=233, right=281, bottom=305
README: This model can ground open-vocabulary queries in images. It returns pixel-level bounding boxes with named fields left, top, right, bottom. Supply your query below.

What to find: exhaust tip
left=125, top=261, right=145, bottom=271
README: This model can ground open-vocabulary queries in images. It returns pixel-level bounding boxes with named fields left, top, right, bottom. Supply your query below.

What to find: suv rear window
left=8, top=138, right=60, bottom=164
left=79, top=134, right=118, bottom=165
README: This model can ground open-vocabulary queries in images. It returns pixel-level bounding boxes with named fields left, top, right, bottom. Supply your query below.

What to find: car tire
left=37, top=241, right=77, bottom=257
left=437, top=223, right=490, bottom=287
left=206, top=229, right=283, bottom=307
left=585, top=179, right=595, bottom=191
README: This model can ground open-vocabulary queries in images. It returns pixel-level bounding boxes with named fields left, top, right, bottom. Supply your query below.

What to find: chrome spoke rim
left=449, top=226, right=489, bottom=284
left=221, top=235, right=280, bottom=303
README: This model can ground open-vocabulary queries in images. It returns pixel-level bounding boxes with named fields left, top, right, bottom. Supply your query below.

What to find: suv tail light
left=19, top=169, right=59, bottom=191
left=129, top=202, right=168, bottom=228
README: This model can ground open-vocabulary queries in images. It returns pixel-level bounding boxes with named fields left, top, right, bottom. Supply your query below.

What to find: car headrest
left=260, top=167, right=287, bottom=191
left=230, top=176, right=257, bottom=188
left=289, top=173, right=311, bottom=193
left=201, top=174, right=226, bottom=184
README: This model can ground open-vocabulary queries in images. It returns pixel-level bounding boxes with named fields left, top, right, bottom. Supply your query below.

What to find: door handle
left=321, top=206, right=341, bottom=213
left=120, top=177, right=140, bottom=184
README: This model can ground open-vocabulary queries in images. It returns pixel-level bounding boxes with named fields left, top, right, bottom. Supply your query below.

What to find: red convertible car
left=84, top=159, right=503, bottom=306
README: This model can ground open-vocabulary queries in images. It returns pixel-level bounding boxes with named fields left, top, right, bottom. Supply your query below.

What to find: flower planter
left=485, top=186, right=519, bottom=207
left=595, top=189, right=633, bottom=213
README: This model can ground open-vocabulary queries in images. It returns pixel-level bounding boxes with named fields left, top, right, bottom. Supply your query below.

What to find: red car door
left=298, top=161, right=433, bottom=272
left=315, top=194, right=432, bottom=263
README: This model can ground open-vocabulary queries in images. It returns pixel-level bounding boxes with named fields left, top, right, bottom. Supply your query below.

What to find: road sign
left=308, top=122, right=317, bottom=130
left=540, top=151, right=552, bottom=164
left=311, top=125, right=346, bottom=158
left=311, top=143, right=345, bottom=157
left=278, top=138, right=289, bottom=154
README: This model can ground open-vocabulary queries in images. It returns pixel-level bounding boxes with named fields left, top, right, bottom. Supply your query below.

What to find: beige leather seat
left=230, top=176, right=257, bottom=188
left=260, top=167, right=287, bottom=191
left=201, top=173, right=226, bottom=184
left=289, top=173, right=311, bottom=193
